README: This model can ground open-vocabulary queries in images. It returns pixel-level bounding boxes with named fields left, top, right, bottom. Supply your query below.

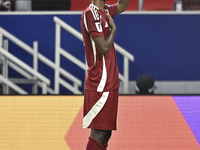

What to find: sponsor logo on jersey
left=95, top=22, right=103, bottom=32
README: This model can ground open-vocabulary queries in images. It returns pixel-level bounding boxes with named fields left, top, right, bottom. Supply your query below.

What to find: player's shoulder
left=83, top=4, right=99, bottom=14
left=84, top=4, right=100, bottom=21
left=89, top=4, right=99, bottom=11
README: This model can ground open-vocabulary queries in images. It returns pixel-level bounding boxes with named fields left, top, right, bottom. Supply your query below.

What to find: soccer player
left=81, top=0, right=129, bottom=149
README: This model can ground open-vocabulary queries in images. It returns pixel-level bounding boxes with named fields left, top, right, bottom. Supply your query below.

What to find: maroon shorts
left=83, top=88, right=119, bottom=130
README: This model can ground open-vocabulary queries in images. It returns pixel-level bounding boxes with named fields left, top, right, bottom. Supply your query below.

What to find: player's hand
left=107, top=13, right=117, bottom=32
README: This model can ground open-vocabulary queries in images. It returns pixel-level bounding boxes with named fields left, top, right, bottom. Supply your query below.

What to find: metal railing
left=0, top=27, right=51, bottom=94
left=0, top=26, right=83, bottom=94
left=0, top=46, right=50, bottom=94
left=0, top=74, right=28, bottom=94
left=139, top=0, right=144, bottom=11
left=54, top=16, right=87, bottom=94
left=54, top=16, right=134, bottom=94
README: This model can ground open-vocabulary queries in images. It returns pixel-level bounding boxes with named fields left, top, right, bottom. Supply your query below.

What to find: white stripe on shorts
left=83, top=91, right=109, bottom=128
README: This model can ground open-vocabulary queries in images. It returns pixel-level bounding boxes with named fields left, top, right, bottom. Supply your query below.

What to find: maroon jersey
left=81, top=4, right=120, bottom=92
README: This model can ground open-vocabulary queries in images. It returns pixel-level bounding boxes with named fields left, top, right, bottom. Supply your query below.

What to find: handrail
left=38, top=53, right=82, bottom=86
left=54, top=17, right=85, bottom=93
left=59, top=78, right=82, bottom=94
left=8, top=61, right=55, bottom=94
left=114, top=43, right=134, bottom=61
left=0, top=47, right=50, bottom=85
left=54, top=16, right=83, bottom=41
left=0, top=26, right=82, bottom=94
left=0, top=27, right=82, bottom=94
left=60, top=47, right=87, bottom=70
left=0, top=74, right=28, bottom=94
left=0, top=27, right=33, bottom=54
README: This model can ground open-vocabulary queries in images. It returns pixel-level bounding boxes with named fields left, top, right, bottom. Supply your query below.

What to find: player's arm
left=92, top=13, right=117, bottom=56
left=116, top=0, right=130, bottom=15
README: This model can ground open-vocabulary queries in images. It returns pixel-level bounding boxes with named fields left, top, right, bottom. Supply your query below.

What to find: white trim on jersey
left=91, top=39, right=97, bottom=65
left=83, top=12, right=88, bottom=32
left=83, top=91, right=109, bottom=128
left=84, top=12, right=97, bottom=65
left=89, top=4, right=99, bottom=20
left=97, top=56, right=107, bottom=92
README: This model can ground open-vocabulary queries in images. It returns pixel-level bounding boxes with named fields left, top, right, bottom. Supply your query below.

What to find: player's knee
left=90, top=129, right=107, bottom=143
left=103, top=130, right=112, bottom=143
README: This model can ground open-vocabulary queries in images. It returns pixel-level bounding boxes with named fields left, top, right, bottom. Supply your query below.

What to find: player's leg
left=86, top=137, right=102, bottom=150
left=86, top=129, right=112, bottom=150
left=102, top=130, right=112, bottom=150
left=86, top=129, right=106, bottom=150
left=90, top=129, right=107, bottom=144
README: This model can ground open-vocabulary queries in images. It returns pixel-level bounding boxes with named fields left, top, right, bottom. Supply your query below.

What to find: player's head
left=135, top=75, right=156, bottom=95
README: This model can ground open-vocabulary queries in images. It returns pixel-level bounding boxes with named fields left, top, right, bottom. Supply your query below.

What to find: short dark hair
left=135, top=75, right=155, bottom=94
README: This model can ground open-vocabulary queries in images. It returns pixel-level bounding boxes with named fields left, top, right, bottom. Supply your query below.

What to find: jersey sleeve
left=84, top=10, right=104, bottom=39
left=105, top=4, right=118, bottom=18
